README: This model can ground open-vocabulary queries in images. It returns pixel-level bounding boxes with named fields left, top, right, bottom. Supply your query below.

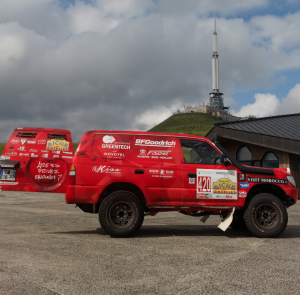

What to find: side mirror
left=220, top=154, right=227, bottom=164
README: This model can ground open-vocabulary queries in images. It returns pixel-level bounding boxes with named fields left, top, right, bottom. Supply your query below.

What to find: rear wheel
left=99, top=190, right=144, bottom=238
left=244, top=193, right=288, bottom=238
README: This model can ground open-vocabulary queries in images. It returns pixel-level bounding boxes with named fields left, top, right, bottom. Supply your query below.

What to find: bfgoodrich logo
left=103, top=135, right=116, bottom=144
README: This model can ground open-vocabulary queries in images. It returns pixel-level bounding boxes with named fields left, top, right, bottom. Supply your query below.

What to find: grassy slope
left=148, top=113, right=222, bottom=136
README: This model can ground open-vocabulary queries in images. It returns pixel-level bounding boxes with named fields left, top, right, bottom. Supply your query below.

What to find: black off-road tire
left=99, top=190, right=144, bottom=238
left=244, top=193, right=288, bottom=238
left=230, top=216, right=247, bottom=230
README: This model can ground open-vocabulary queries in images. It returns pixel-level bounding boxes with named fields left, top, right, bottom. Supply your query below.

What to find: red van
left=0, top=128, right=298, bottom=238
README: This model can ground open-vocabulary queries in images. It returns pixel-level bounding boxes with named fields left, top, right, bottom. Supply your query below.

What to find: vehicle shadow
left=48, top=225, right=300, bottom=239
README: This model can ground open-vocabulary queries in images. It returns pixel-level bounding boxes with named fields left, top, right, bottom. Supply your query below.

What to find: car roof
left=85, top=130, right=210, bottom=141
left=14, top=127, right=71, bottom=133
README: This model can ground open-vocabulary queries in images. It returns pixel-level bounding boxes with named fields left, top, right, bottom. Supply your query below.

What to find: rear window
left=93, top=134, right=133, bottom=160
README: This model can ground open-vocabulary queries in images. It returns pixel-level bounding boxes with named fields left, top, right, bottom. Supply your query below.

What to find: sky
left=1, top=0, right=300, bottom=142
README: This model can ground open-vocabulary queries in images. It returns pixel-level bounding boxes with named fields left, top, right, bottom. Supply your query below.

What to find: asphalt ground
left=1, top=192, right=300, bottom=295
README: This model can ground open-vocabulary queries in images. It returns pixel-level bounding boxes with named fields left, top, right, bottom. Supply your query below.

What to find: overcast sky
left=1, top=0, right=300, bottom=142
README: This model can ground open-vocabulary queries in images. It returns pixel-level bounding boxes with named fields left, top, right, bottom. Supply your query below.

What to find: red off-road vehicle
left=0, top=128, right=298, bottom=238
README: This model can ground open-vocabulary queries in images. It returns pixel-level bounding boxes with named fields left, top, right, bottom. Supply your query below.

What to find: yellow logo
left=46, top=139, right=70, bottom=151
left=213, top=178, right=237, bottom=194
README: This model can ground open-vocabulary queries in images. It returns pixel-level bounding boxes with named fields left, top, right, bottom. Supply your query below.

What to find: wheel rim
left=108, top=201, right=134, bottom=228
left=254, top=203, right=279, bottom=230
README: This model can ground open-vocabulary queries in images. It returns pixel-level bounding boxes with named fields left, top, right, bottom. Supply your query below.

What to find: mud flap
left=218, top=208, right=235, bottom=231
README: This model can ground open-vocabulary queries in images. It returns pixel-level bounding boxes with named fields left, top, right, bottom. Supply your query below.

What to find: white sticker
left=189, top=178, right=195, bottom=184
left=197, top=169, right=237, bottom=200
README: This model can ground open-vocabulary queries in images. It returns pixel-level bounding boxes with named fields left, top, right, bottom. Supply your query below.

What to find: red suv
left=0, top=128, right=298, bottom=238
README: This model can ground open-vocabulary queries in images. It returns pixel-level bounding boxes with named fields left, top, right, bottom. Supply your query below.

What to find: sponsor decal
left=240, top=182, right=249, bottom=188
left=205, top=193, right=212, bottom=198
left=102, top=143, right=130, bottom=150
left=30, top=149, right=38, bottom=152
left=92, top=165, right=122, bottom=174
left=21, top=139, right=27, bottom=145
left=42, top=154, right=49, bottom=158
left=103, top=135, right=116, bottom=144
left=147, top=150, right=171, bottom=156
left=239, top=191, right=247, bottom=198
left=52, top=151, right=60, bottom=154
left=196, top=193, right=206, bottom=199
left=31, top=153, right=38, bottom=158
left=149, top=169, right=175, bottom=178
left=0, top=182, right=18, bottom=185
left=213, top=178, right=237, bottom=194
left=135, top=139, right=176, bottom=147
left=140, top=149, right=146, bottom=154
left=19, top=153, right=29, bottom=156
left=8, top=146, right=14, bottom=150
left=226, top=195, right=233, bottom=199
left=53, top=155, right=59, bottom=158
left=27, top=140, right=36, bottom=144
left=0, top=156, right=10, bottom=160
left=18, top=146, right=26, bottom=151
left=216, top=170, right=235, bottom=176
left=238, top=173, right=246, bottom=181
left=46, top=139, right=70, bottom=151
left=62, top=156, right=73, bottom=159
left=189, top=178, right=195, bottom=184
left=10, top=139, right=20, bottom=144
left=248, top=177, right=288, bottom=185
left=63, top=151, right=73, bottom=154
left=38, top=140, right=46, bottom=144
left=5, top=152, right=17, bottom=156
left=41, top=150, right=49, bottom=153
left=104, top=152, right=125, bottom=158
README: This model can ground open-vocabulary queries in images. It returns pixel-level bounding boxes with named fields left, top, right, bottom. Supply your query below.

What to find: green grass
left=0, top=143, right=6, bottom=156
left=148, top=113, right=222, bottom=137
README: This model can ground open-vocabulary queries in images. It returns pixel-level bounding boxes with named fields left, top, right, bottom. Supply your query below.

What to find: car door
left=180, top=139, right=238, bottom=207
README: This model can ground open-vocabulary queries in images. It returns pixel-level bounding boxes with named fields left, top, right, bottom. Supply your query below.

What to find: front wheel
left=99, top=190, right=144, bottom=238
left=244, top=193, right=288, bottom=238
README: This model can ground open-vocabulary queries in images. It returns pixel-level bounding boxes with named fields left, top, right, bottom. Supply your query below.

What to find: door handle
left=135, top=169, right=144, bottom=174
left=187, top=173, right=196, bottom=178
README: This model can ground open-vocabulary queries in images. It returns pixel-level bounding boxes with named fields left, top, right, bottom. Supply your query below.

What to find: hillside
left=148, top=113, right=222, bottom=136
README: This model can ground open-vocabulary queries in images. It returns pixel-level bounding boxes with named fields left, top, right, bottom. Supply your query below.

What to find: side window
left=262, top=152, right=279, bottom=168
left=180, top=139, right=220, bottom=165
left=237, top=146, right=251, bottom=165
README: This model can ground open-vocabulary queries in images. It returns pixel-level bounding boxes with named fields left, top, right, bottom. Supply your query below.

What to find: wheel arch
left=245, top=184, right=294, bottom=208
left=98, top=182, right=147, bottom=207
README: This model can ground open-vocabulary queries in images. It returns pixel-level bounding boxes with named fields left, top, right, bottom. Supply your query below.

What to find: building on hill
left=184, top=105, right=239, bottom=121
left=182, top=14, right=239, bottom=122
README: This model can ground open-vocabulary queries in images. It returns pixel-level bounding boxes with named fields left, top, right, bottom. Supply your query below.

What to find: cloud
left=232, top=93, right=280, bottom=117
left=0, top=1, right=300, bottom=142
left=233, top=83, right=300, bottom=118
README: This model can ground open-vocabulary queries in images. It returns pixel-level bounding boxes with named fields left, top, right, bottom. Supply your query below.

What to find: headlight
left=287, top=175, right=296, bottom=187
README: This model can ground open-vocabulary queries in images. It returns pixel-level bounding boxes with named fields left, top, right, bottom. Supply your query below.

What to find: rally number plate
left=0, top=169, right=16, bottom=181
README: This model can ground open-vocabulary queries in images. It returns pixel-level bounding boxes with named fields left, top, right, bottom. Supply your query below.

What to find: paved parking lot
left=1, top=191, right=300, bottom=294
